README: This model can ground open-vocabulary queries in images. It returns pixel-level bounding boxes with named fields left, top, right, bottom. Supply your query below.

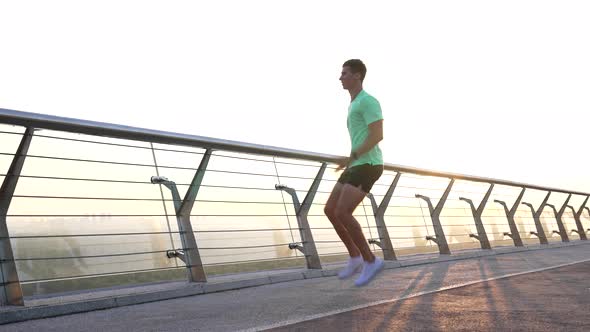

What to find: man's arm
left=351, top=120, right=383, bottom=158
left=335, top=120, right=383, bottom=171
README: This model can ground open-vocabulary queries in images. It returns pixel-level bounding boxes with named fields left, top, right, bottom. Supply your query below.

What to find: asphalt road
left=269, top=262, right=590, bottom=332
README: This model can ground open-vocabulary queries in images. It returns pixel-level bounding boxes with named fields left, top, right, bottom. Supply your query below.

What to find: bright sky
left=1, top=1, right=589, bottom=192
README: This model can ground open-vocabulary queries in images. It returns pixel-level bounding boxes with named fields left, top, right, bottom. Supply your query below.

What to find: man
left=324, top=59, right=385, bottom=287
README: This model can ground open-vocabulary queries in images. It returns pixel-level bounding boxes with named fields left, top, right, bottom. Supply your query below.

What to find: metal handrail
left=1, top=107, right=589, bottom=307
left=1, top=107, right=588, bottom=196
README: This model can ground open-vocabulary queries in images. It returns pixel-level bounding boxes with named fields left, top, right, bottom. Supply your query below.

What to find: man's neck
left=348, top=85, right=363, bottom=102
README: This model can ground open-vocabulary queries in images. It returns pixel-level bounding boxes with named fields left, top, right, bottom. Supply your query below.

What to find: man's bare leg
left=335, top=184, right=384, bottom=286
left=324, top=183, right=360, bottom=257
left=334, top=184, right=375, bottom=263
left=325, top=183, right=365, bottom=279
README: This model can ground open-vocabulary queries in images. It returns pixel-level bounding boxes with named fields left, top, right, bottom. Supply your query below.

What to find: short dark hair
left=343, top=59, right=367, bottom=82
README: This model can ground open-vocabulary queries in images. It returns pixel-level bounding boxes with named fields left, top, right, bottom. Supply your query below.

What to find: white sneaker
left=355, top=257, right=384, bottom=287
left=338, top=256, right=363, bottom=279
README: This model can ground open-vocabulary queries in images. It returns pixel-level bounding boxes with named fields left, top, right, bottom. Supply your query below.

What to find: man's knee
left=324, top=204, right=339, bottom=221
left=334, top=205, right=353, bottom=221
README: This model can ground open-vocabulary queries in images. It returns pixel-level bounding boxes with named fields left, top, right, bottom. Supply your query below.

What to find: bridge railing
left=1, top=108, right=589, bottom=306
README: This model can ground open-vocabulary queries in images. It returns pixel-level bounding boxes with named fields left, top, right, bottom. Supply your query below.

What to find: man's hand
left=335, top=156, right=350, bottom=172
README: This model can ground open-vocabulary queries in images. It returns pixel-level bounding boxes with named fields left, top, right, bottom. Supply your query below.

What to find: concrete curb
left=1, top=240, right=588, bottom=325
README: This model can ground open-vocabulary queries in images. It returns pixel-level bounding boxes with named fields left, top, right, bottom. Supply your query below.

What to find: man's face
left=340, top=66, right=360, bottom=90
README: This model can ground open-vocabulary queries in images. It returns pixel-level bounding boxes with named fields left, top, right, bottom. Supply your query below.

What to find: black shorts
left=337, top=164, right=383, bottom=193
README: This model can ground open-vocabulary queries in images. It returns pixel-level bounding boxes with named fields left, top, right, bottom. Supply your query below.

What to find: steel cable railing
left=1, top=108, right=590, bottom=307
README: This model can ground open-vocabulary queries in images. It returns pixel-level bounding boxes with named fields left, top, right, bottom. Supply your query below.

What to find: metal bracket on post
left=0, top=127, right=34, bottom=306
left=459, top=183, right=493, bottom=250
left=166, top=249, right=186, bottom=262
left=494, top=188, right=525, bottom=247
left=425, top=235, right=439, bottom=244
left=275, top=163, right=326, bottom=270
left=415, top=178, right=454, bottom=255
left=150, top=149, right=211, bottom=283
left=545, top=194, right=571, bottom=243
left=288, top=242, right=305, bottom=254
left=365, top=172, right=401, bottom=261
left=367, top=238, right=381, bottom=246
left=566, top=195, right=588, bottom=240
left=522, top=191, right=551, bottom=245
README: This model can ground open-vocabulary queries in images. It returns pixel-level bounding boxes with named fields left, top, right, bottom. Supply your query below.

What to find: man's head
left=340, top=59, right=366, bottom=90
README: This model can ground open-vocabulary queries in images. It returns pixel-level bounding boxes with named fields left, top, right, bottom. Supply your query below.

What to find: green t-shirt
left=347, top=90, right=383, bottom=167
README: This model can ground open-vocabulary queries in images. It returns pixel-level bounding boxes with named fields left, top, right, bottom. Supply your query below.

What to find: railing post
left=415, top=178, right=454, bottom=255
left=151, top=149, right=211, bottom=282
left=494, top=188, right=525, bottom=247
left=275, top=163, right=325, bottom=269
left=522, top=192, right=551, bottom=245
left=366, top=172, right=401, bottom=261
left=459, top=183, right=493, bottom=250
left=566, top=195, right=588, bottom=240
left=0, top=127, right=34, bottom=306
left=545, top=194, right=571, bottom=243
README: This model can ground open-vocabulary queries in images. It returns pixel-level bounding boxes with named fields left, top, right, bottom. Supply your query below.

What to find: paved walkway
left=1, top=242, right=589, bottom=331
left=270, top=262, right=590, bottom=332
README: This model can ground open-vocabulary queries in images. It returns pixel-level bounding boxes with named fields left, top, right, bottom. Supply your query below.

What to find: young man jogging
left=324, top=59, right=385, bottom=287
